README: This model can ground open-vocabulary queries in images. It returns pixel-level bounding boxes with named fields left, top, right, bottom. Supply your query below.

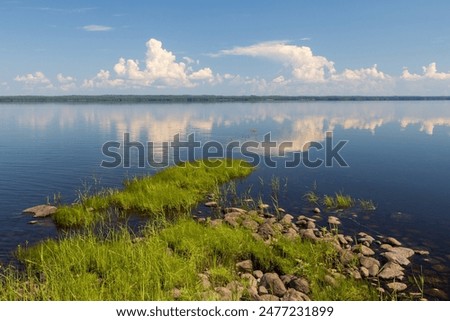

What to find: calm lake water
left=1, top=101, right=449, bottom=295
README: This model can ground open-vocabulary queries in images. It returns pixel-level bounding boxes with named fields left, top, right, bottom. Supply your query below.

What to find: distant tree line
left=1, top=95, right=450, bottom=104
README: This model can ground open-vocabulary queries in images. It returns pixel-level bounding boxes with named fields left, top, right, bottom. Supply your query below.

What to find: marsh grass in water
left=54, top=159, right=253, bottom=227
left=0, top=219, right=377, bottom=300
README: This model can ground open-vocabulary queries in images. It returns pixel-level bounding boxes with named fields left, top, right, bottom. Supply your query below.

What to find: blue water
left=0, top=101, right=449, bottom=293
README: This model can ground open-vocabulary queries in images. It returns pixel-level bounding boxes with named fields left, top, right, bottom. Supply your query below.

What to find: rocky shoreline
left=21, top=202, right=448, bottom=301
left=192, top=203, right=442, bottom=301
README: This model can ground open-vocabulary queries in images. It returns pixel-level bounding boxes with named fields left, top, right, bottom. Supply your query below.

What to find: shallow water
left=0, top=101, right=449, bottom=295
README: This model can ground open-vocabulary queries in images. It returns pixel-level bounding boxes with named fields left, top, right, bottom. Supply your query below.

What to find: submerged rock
left=382, top=252, right=411, bottom=266
left=384, top=237, right=402, bottom=246
left=387, top=246, right=415, bottom=258
left=204, top=201, right=218, bottom=208
left=414, top=249, right=430, bottom=256
left=387, top=282, right=407, bottom=292
left=23, top=204, right=57, bottom=218
left=327, top=216, right=341, bottom=225
left=378, top=262, right=404, bottom=279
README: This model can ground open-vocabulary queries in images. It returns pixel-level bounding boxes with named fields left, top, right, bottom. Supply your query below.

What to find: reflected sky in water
left=1, top=101, right=450, bottom=292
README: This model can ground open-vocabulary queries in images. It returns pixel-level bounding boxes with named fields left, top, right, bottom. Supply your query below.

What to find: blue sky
left=1, top=0, right=450, bottom=95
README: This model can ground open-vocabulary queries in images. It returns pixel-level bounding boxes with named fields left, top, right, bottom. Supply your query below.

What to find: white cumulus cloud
left=57, top=73, right=77, bottom=91
left=219, top=41, right=336, bottom=82
left=402, top=62, right=450, bottom=81
left=332, top=65, right=389, bottom=81
left=83, top=70, right=124, bottom=88
left=14, top=71, right=53, bottom=88
left=85, top=38, right=215, bottom=89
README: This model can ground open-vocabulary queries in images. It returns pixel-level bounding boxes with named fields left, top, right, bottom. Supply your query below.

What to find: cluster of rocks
left=196, top=203, right=433, bottom=300
left=177, top=259, right=312, bottom=301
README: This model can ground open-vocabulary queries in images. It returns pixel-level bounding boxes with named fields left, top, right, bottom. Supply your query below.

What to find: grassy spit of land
left=0, top=159, right=378, bottom=300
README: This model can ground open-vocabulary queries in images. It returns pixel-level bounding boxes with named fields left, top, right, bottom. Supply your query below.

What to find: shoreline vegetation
left=1, top=95, right=450, bottom=104
left=0, top=159, right=435, bottom=300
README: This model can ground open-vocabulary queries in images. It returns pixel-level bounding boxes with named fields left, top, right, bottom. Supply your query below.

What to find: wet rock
left=260, top=273, right=287, bottom=297
left=414, top=249, right=430, bottom=256
left=380, top=244, right=393, bottom=250
left=313, top=207, right=321, bottom=214
left=23, top=204, right=57, bottom=218
left=432, top=264, right=450, bottom=273
left=236, top=260, right=253, bottom=273
left=258, top=203, right=270, bottom=210
left=360, top=266, right=370, bottom=278
left=215, top=287, right=232, bottom=300
left=426, top=288, right=449, bottom=300
left=204, top=201, right=218, bottom=208
left=327, top=216, right=341, bottom=225
left=288, top=277, right=310, bottom=294
left=279, top=214, right=294, bottom=225
left=358, top=232, right=375, bottom=244
left=359, top=255, right=381, bottom=269
left=259, top=294, right=280, bottom=301
left=353, top=245, right=375, bottom=256
left=253, top=270, right=264, bottom=279
left=409, top=292, right=423, bottom=299
left=387, top=282, right=407, bottom=292
left=344, top=235, right=354, bottom=243
left=224, top=207, right=246, bottom=214
left=382, top=252, right=411, bottom=266
left=28, top=220, right=38, bottom=225
left=358, top=255, right=380, bottom=276
left=277, top=207, right=286, bottom=213
left=368, top=264, right=380, bottom=277
left=387, top=247, right=415, bottom=258
left=337, top=234, right=348, bottom=245
left=378, top=262, right=404, bottom=279
left=384, top=237, right=402, bottom=246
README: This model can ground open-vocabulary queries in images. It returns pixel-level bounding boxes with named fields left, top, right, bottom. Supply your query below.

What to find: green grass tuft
left=0, top=219, right=377, bottom=301
left=323, top=192, right=354, bottom=209
left=54, top=159, right=253, bottom=227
